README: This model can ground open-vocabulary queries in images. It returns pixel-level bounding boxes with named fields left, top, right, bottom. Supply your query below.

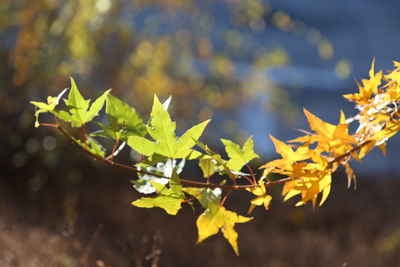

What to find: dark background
left=1, top=0, right=400, bottom=266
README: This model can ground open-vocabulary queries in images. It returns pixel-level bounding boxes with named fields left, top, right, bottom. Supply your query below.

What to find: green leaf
left=175, top=120, right=210, bottom=158
left=198, top=158, right=216, bottom=178
left=63, top=77, right=110, bottom=127
left=132, top=171, right=185, bottom=215
left=85, top=89, right=110, bottom=123
left=31, top=88, right=72, bottom=127
left=195, top=140, right=235, bottom=179
left=127, top=95, right=210, bottom=158
left=63, top=78, right=90, bottom=127
left=183, top=188, right=252, bottom=255
left=221, top=137, right=259, bottom=172
left=85, top=137, right=106, bottom=157
left=105, top=94, right=146, bottom=138
left=146, top=94, right=177, bottom=156
left=91, top=122, right=121, bottom=140
left=183, top=187, right=221, bottom=207
left=127, top=136, right=156, bottom=156
left=73, top=136, right=105, bottom=158
left=133, top=195, right=182, bottom=215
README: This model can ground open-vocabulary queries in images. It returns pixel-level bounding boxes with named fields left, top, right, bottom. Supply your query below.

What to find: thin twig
left=246, top=164, right=257, bottom=184
left=241, top=175, right=255, bottom=185
left=220, top=189, right=233, bottom=206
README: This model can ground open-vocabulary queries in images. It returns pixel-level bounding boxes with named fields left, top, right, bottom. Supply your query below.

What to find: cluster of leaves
left=32, top=61, right=400, bottom=255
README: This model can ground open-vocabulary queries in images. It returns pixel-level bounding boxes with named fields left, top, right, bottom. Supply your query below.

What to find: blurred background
left=1, top=0, right=400, bottom=266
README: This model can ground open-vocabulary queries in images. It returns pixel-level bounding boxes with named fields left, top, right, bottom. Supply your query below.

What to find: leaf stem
left=220, top=189, right=233, bottom=206
left=246, top=164, right=257, bottom=184
left=241, top=175, right=255, bottom=185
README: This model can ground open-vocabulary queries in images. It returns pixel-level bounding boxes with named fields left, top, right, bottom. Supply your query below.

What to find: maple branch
left=246, top=164, right=257, bottom=184
left=106, top=140, right=119, bottom=161
left=41, top=120, right=375, bottom=191
left=43, top=121, right=290, bottom=190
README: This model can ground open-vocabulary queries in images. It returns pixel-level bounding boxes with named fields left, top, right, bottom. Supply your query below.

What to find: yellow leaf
left=358, top=141, right=376, bottom=159
left=282, top=180, right=298, bottom=196
left=339, top=110, right=346, bottom=124
left=385, top=69, right=400, bottom=88
left=378, top=143, right=387, bottom=156
left=308, top=148, right=328, bottom=168
left=303, top=108, right=336, bottom=139
left=196, top=205, right=252, bottom=255
left=318, top=174, right=332, bottom=207
left=371, top=121, right=400, bottom=143
left=343, top=60, right=382, bottom=104
left=246, top=183, right=272, bottom=213
left=183, top=188, right=252, bottom=255
left=333, top=124, right=356, bottom=144
left=281, top=166, right=332, bottom=209
left=343, top=162, right=356, bottom=189
left=268, top=135, right=309, bottom=163
left=288, top=135, right=313, bottom=144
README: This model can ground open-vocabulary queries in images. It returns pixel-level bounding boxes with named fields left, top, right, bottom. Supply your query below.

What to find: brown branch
left=51, top=122, right=290, bottom=189
left=246, top=164, right=257, bottom=184
left=328, top=140, right=372, bottom=165
left=43, top=122, right=374, bottom=191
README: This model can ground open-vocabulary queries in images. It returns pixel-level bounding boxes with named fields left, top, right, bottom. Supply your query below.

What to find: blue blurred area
left=248, top=0, right=400, bottom=173
left=193, top=0, right=400, bottom=173
left=125, top=0, right=400, bottom=174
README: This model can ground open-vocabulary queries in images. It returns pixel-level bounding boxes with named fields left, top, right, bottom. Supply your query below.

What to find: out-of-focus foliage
left=1, top=0, right=336, bottom=125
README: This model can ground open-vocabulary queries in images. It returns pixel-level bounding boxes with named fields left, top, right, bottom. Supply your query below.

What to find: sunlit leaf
left=246, top=182, right=272, bottom=214
left=105, top=94, right=146, bottom=138
left=31, top=88, right=72, bottom=127
left=198, top=158, right=216, bottom=178
left=183, top=188, right=252, bottom=255
left=127, top=95, right=209, bottom=159
left=63, top=77, right=110, bottom=127
left=132, top=171, right=184, bottom=215
left=195, top=140, right=235, bottom=178
left=343, top=59, right=382, bottom=104
left=221, top=137, right=259, bottom=172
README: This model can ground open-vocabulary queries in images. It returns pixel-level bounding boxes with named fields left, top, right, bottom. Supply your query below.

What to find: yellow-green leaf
left=127, top=95, right=209, bottom=158
left=221, top=137, right=259, bottom=172
left=183, top=187, right=252, bottom=255
left=63, top=78, right=110, bottom=127
left=197, top=205, right=252, bottom=255
left=103, top=94, right=146, bottom=139
left=132, top=171, right=185, bottom=215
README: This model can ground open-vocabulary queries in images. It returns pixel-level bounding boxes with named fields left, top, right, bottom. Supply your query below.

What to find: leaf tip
left=69, top=76, right=77, bottom=87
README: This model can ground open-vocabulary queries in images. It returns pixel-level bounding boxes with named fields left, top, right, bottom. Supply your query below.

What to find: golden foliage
left=260, top=61, right=400, bottom=208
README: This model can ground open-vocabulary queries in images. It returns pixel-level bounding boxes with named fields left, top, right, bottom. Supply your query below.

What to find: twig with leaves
left=32, top=60, right=400, bottom=255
